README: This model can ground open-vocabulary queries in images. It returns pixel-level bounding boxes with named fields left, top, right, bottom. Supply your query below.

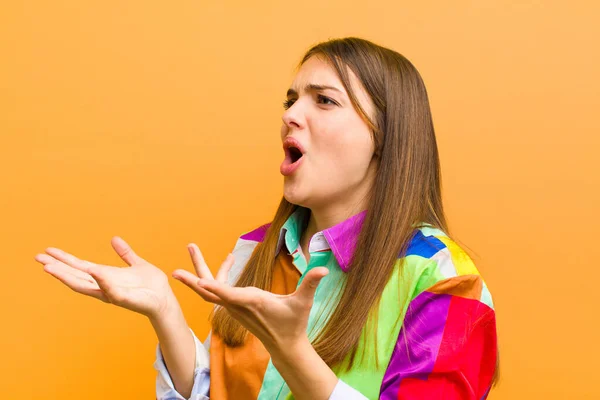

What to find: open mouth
left=288, top=146, right=303, bottom=163
left=281, top=137, right=306, bottom=176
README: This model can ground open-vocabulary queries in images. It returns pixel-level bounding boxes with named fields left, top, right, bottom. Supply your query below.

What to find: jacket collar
left=275, top=207, right=367, bottom=272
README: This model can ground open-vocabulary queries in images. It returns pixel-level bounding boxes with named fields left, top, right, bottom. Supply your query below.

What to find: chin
left=283, top=182, right=310, bottom=207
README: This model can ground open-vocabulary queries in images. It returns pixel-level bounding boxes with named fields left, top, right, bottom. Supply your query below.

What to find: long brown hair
left=212, top=37, right=498, bottom=384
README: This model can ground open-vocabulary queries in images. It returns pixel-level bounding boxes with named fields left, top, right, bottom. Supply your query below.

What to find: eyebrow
left=286, top=83, right=344, bottom=98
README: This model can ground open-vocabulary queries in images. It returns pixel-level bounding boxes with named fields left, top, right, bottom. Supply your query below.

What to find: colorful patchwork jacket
left=155, top=206, right=497, bottom=400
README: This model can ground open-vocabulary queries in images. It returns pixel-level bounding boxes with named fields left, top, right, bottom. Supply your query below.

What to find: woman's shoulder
left=225, top=222, right=271, bottom=285
left=400, top=224, right=494, bottom=310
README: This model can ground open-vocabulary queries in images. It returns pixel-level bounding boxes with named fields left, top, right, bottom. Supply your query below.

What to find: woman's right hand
left=35, top=236, right=176, bottom=320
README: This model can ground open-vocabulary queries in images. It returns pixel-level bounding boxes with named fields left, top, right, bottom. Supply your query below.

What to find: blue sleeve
left=154, top=328, right=211, bottom=400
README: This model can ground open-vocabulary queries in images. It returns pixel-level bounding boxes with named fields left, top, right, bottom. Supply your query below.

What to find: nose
left=281, top=102, right=303, bottom=131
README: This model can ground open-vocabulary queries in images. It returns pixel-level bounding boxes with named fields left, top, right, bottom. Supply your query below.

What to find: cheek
left=316, top=131, right=373, bottom=177
left=307, top=112, right=374, bottom=178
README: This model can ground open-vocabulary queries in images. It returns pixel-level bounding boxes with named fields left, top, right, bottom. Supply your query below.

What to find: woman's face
left=280, top=55, right=378, bottom=212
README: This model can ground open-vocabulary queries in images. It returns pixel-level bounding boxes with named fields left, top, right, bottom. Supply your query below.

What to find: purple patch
left=379, top=291, right=451, bottom=399
left=240, top=223, right=271, bottom=243
left=322, top=210, right=367, bottom=272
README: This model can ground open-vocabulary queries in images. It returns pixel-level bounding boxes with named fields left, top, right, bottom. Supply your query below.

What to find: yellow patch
left=436, top=236, right=480, bottom=277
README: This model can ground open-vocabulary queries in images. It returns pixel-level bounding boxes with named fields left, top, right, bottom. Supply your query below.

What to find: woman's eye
left=283, top=95, right=337, bottom=110
left=283, top=99, right=295, bottom=110
left=317, top=95, right=337, bottom=106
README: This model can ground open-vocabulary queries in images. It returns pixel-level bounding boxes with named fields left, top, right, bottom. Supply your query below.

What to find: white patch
left=418, top=225, right=448, bottom=238
left=430, top=247, right=457, bottom=279
left=308, top=231, right=330, bottom=252
left=227, top=237, right=259, bottom=285
left=480, top=282, right=495, bottom=309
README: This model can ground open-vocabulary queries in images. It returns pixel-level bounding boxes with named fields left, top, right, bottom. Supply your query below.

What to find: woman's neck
left=299, top=203, right=366, bottom=261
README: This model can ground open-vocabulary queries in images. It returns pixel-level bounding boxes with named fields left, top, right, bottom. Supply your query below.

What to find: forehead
left=289, top=55, right=374, bottom=118
left=290, top=56, right=343, bottom=89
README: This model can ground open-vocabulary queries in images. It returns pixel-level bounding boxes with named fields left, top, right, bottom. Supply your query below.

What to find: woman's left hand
left=172, top=243, right=329, bottom=353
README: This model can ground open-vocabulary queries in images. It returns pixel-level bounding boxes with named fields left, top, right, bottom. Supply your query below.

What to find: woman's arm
left=154, top=326, right=211, bottom=400
left=268, top=336, right=339, bottom=400
left=150, top=291, right=197, bottom=399
left=268, top=337, right=371, bottom=399
left=154, top=240, right=247, bottom=399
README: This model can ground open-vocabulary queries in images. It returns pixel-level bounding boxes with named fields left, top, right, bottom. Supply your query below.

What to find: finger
left=171, top=271, right=223, bottom=304
left=187, top=244, right=214, bottom=280
left=44, top=263, right=108, bottom=302
left=45, top=247, right=98, bottom=275
left=85, top=267, right=114, bottom=295
left=294, top=267, right=329, bottom=303
left=111, top=236, right=145, bottom=266
left=35, top=253, right=58, bottom=264
left=196, top=285, right=225, bottom=306
left=36, top=253, right=96, bottom=282
left=35, top=253, right=63, bottom=267
left=197, top=278, right=240, bottom=305
left=172, top=269, right=199, bottom=284
left=215, top=253, right=235, bottom=283
left=85, top=266, right=144, bottom=307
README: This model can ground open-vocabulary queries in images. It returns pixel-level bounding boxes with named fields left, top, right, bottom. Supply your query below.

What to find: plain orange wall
left=1, top=1, right=598, bottom=399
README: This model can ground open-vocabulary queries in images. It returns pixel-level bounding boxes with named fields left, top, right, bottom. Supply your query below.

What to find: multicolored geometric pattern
left=154, top=206, right=497, bottom=400
left=380, top=279, right=496, bottom=399
left=249, top=207, right=497, bottom=400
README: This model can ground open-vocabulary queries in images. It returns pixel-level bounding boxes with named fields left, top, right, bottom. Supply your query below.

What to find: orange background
left=1, top=1, right=598, bottom=399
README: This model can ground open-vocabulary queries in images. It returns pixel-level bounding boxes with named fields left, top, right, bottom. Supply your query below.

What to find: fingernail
left=188, top=246, right=194, bottom=256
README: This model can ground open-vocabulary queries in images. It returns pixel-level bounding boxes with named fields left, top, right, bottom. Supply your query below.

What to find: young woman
left=35, top=37, right=498, bottom=400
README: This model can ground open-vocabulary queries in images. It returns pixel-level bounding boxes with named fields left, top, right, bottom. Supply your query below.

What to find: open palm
left=173, top=245, right=329, bottom=351
left=35, top=236, right=173, bottom=318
